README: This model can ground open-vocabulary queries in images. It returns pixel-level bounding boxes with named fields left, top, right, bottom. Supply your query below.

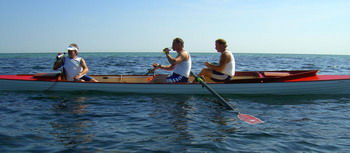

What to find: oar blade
left=237, top=113, right=264, bottom=124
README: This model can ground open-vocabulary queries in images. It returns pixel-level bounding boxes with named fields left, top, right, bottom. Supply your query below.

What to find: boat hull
left=1, top=77, right=349, bottom=95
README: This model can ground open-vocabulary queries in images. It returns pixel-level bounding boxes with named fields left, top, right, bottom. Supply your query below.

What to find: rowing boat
left=0, top=70, right=349, bottom=95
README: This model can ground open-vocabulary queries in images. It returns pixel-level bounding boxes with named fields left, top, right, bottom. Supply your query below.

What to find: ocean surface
left=0, top=52, right=350, bottom=152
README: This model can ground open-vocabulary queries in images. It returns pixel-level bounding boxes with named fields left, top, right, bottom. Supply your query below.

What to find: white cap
left=67, top=46, right=78, bottom=52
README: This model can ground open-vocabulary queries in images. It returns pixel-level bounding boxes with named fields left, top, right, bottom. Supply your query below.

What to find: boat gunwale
left=1, top=75, right=350, bottom=85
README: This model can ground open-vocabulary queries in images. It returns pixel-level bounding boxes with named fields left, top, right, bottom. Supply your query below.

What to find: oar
left=145, top=68, right=156, bottom=75
left=190, top=71, right=263, bottom=124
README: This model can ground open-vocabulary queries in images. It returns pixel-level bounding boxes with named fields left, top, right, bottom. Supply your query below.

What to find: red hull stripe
left=0, top=75, right=56, bottom=81
left=0, top=75, right=36, bottom=80
left=286, top=75, right=350, bottom=82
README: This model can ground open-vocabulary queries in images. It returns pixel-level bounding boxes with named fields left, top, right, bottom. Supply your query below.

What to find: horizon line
left=0, top=51, right=349, bottom=56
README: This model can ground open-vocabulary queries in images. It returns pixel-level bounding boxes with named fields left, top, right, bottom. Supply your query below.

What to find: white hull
left=1, top=79, right=349, bottom=95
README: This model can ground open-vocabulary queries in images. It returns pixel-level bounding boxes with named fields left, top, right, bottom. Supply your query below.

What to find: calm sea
left=0, top=52, right=350, bottom=152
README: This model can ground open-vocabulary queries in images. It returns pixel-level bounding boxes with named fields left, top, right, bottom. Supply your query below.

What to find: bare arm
left=53, top=58, right=64, bottom=70
left=166, top=54, right=184, bottom=65
left=166, top=53, right=186, bottom=65
left=153, top=51, right=189, bottom=71
left=152, top=63, right=176, bottom=71
left=79, top=58, right=89, bottom=76
left=205, top=52, right=231, bottom=72
left=74, top=58, right=89, bottom=80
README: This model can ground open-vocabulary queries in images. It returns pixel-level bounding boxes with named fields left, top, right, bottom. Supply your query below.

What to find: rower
left=53, top=43, right=98, bottom=82
left=198, top=39, right=235, bottom=82
left=151, top=38, right=192, bottom=83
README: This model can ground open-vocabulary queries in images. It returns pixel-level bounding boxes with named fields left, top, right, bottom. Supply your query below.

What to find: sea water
left=0, top=52, right=349, bottom=152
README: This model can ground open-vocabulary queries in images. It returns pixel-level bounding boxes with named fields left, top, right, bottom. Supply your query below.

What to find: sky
left=0, top=0, right=349, bottom=55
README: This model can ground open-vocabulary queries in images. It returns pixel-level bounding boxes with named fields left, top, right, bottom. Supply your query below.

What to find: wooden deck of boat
left=3, top=70, right=349, bottom=84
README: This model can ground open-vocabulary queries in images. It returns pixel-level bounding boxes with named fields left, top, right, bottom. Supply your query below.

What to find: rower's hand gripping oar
left=145, top=68, right=156, bottom=75
left=145, top=64, right=161, bottom=76
left=190, top=71, right=264, bottom=124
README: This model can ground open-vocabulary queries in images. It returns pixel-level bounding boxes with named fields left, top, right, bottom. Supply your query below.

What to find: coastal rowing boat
left=0, top=70, right=349, bottom=95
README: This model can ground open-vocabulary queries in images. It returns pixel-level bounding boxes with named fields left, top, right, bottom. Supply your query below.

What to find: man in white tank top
left=53, top=43, right=98, bottom=82
left=152, top=38, right=192, bottom=83
left=198, top=39, right=235, bottom=82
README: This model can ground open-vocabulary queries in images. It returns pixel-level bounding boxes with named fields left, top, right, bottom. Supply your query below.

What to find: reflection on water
left=168, top=97, right=193, bottom=141
left=52, top=97, right=89, bottom=114
left=145, top=95, right=241, bottom=151
left=50, top=97, right=94, bottom=148
left=1, top=90, right=350, bottom=152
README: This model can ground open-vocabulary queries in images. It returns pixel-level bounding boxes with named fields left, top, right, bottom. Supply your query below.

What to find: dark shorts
left=166, top=73, right=188, bottom=83
left=211, top=70, right=232, bottom=82
left=80, top=75, right=93, bottom=81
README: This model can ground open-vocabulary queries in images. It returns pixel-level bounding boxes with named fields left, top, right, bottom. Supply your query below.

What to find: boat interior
left=30, top=70, right=319, bottom=83
left=90, top=73, right=262, bottom=83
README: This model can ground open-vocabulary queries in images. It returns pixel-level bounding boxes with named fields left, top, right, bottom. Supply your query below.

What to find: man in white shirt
left=152, top=38, right=192, bottom=83
left=198, top=39, right=235, bottom=82
left=53, top=43, right=98, bottom=82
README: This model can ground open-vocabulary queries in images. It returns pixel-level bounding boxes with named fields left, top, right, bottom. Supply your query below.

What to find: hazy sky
left=0, top=0, right=349, bottom=54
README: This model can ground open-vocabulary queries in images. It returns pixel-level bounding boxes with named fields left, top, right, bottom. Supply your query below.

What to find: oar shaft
left=190, top=71, right=234, bottom=110
left=191, top=71, right=263, bottom=124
